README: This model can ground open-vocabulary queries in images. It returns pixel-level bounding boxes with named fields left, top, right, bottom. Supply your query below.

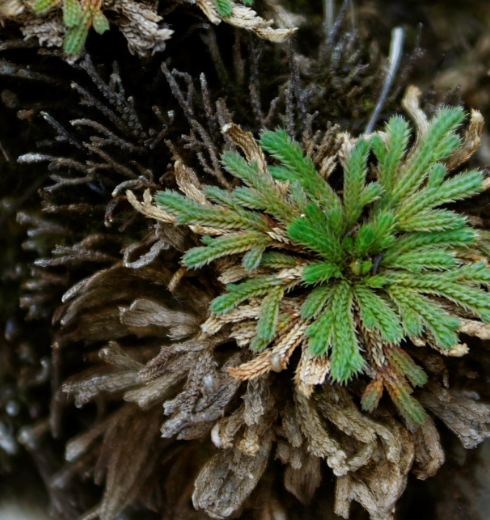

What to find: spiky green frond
left=373, top=115, right=410, bottom=194
left=343, top=139, right=381, bottom=227
left=214, top=0, right=233, bottom=17
left=388, top=286, right=460, bottom=348
left=398, top=208, right=466, bottom=232
left=354, top=284, right=404, bottom=343
left=222, top=152, right=295, bottom=223
left=392, top=107, right=465, bottom=201
left=381, top=227, right=476, bottom=263
left=301, top=285, right=334, bottom=320
left=183, top=232, right=270, bottom=269
left=253, top=286, right=284, bottom=350
left=306, top=303, right=336, bottom=356
left=211, top=276, right=280, bottom=314
left=354, top=211, right=396, bottom=256
left=385, top=347, right=428, bottom=387
left=287, top=203, right=343, bottom=263
left=302, top=261, right=343, bottom=284
left=261, top=130, right=341, bottom=209
left=157, top=191, right=270, bottom=231
left=242, top=245, right=267, bottom=271
left=384, top=377, right=428, bottom=425
left=382, top=248, right=457, bottom=271
left=397, top=169, right=483, bottom=220
left=329, top=282, right=364, bottom=382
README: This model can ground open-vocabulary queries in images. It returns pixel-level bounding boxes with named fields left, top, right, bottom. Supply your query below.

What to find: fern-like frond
left=382, top=248, right=457, bottom=271
left=222, top=152, right=295, bottom=223
left=388, top=286, right=460, bottom=348
left=252, top=286, right=284, bottom=350
left=261, top=130, right=341, bottom=209
left=343, top=139, right=371, bottom=226
left=302, top=261, right=343, bottom=284
left=381, top=227, right=476, bottom=262
left=301, top=285, right=334, bottom=320
left=384, top=376, right=427, bottom=425
left=398, top=208, right=466, bottom=232
left=385, top=347, right=428, bottom=387
left=260, top=251, right=302, bottom=269
left=305, top=281, right=363, bottom=381
left=157, top=191, right=270, bottom=231
left=288, top=203, right=343, bottom=263
left=355, top=284, right=403, bottom=343
left=211, top=276, right=280, bottom=314
left=183, top=232, right=270, bottom=269
left=392, top=107, right=464, bottom=201
left=373, top=115, right=410, bottom=194
left=397, top=169, right=483, bottom=220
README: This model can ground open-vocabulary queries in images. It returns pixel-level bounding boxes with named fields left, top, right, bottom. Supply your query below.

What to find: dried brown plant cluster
left=1, top=3, right=490, bottom=520
left=0, top=0, right=295, bottom=56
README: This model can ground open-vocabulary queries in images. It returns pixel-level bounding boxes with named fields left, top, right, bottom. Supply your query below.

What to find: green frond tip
left=32, top=0, right=60, bottom=14
left=343, top=139, right=372, bottom=226
left=386, top=347, right=428, bottom=387
left=303, top=262, right=342, bottom=285
left=288, top=203, right=343, bottom=263
left=355, top=284, right=404, bottom=343
left=361, top=379, right=383, bottom=412
left=157, top=190, right=270, bottom=232
left=63, top=0, right=82, bottom=28
left=373, top=115, right=410, bottom=194
left=261, top=129, right=340, bottom=208
left=307, top=281, right=364, bottom=382
left=183, top=232, right=270, bottom=269
left=260, top=251, right=301, bottom=269
left=301, top=285, right=333, bottom=320
left=215, top=0, right=233, bottom=17
left=385, top=377, right=427, bottom=425
left=211, top=276, right=279, bottom=314
left=92, top=11, right=110, bottom=34
left=254, top=286, right=284, bottom=348
left=63, top=12, right=91, bottom=54
left=393, top=107, right=465, bottom=201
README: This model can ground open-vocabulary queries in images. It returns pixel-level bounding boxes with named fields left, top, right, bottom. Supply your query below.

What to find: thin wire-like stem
left=323, top=0, right=334, bottom=40
left=365, top=27, right=405, bottom=134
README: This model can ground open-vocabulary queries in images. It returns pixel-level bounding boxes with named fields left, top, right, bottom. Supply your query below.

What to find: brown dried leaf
left=459, top=318, right=490, bottom=340
left=222, top=123, right=269, bottom=176
left=112, top=0, right=173, bottom=56
left=334, top=422, right=414, bottom=520
left=420, top=384, right=490, bottom=449
left=192, top=431, right=273, bottom=519
left=197, top=0, right=296, bottom=42
left=445, top=109, right=484, bottom=171
left=412, top=415, right=445, bottom=480
left=294, top=392, right=348, bottom=476
left=284, top=448, right=321, bottom=504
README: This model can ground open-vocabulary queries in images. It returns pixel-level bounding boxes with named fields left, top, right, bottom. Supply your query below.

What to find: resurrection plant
left=147, top=86, right=490, bottom=427
left=10, top=45, right=490, bottom=516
